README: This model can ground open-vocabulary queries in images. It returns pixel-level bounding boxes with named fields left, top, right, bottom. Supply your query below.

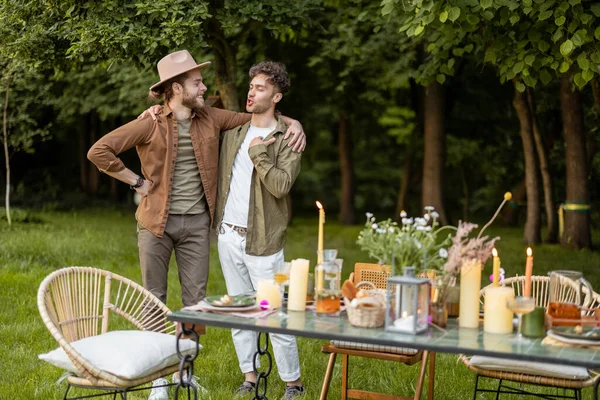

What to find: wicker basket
left=345, top=282, right=386, bottom=328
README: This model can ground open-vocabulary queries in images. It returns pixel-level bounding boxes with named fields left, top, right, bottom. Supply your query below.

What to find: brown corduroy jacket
left=87, top=105, right=250, bottom=237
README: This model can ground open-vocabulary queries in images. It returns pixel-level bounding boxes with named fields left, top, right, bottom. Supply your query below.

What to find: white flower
left=401, top=218, right=409, bottom=225
left=416, top=226, right=425, bottom=231
left=425, top=226, right=432, bottom=232
left=415, top=217, right=427, bottom=226
left=431, top=211, right=439, bottom=219
left=366, top=212, right=373, bottom=219
left=376, top=228, right=386, bottom=234
left=439, top=248, right=448, bottom=258
left=407, top=218, right=414, bottom=225
left=424, top=213, right=431, bottom=221
left=371, top=223, right=378, bottom=229
left=424, top=206, right=434, bottom=212
left=400, top=210, right=407, bottom=218
left=388, top=227, right=395, bottom=233
left=371, top=217, right=376, bottom=222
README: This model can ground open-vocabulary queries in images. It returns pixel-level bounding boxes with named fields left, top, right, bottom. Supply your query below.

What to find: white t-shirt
left=222, top=124, right=275, bottom=228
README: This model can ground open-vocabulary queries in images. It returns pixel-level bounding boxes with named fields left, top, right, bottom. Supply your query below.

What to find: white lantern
left=385, top=276, right=430, bottom=334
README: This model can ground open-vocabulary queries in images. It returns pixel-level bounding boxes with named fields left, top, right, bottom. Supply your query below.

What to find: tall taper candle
left=524, top=247, right=533, bottom=297
left=492, top=248, right=500, bottom=287
left=316, top=201, right=325, bottom=265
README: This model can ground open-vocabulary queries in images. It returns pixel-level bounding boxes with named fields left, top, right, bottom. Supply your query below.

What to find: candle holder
left=385, top=275, right=430, bottom=334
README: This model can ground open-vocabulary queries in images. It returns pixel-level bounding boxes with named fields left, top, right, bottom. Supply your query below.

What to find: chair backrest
left=480, top=275, right=591, bottom=310
left=38, top=267, right=176, bottom=344
left=352, top=263, right=391, bottom=289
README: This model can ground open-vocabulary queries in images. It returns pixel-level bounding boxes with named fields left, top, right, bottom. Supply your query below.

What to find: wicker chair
left=320, top=263, right=435, bottom=400
left=38, top=266, right=190, bottom=399
left=459, top=275, right=598, bottom=399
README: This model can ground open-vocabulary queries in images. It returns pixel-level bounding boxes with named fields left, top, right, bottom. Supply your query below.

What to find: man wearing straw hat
left=88, top=50, right=305, bottom=399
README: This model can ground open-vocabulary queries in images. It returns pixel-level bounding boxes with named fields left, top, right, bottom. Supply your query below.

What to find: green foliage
left=378, top=106, right=416, bottom=145
left=386, top=0, right=600, bottom=89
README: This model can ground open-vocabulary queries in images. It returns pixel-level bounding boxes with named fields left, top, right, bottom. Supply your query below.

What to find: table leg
left=594, top=377, right=599, bottom=400
left=174, top=324, right=199, bottom=400
left=252, top=332, right=272, bottom=400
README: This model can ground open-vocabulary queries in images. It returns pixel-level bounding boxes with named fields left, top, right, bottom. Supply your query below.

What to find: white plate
left=547, top=330, right=600, bottom=346
left=194, top=300, right=260, bottom=313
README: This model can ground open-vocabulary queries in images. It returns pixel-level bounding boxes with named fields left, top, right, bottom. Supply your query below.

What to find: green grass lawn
left=1, top=209, right=599, bottom=399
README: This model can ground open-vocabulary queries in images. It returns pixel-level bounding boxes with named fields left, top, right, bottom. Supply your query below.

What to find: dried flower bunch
left=442, top=192, right=512, bottom=276
left=442, top=221, right=499, bottom=276
left=357, top=207, right=453, bottom=272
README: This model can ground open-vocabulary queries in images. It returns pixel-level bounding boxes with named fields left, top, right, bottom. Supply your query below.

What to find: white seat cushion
left=331, top=340, right=419, bottom=356
left=39, top=330, right=201, bottom=380
left=469, top=356, right=589, bottom=380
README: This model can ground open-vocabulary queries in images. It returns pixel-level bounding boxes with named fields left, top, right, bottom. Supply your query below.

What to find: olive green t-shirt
left=169, top=119, right=206, bottom=214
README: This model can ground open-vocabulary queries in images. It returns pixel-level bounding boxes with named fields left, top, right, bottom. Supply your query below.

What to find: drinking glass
left=506, top=296, right=536, bottom=343
left=274, top=261, right=291, bottom=317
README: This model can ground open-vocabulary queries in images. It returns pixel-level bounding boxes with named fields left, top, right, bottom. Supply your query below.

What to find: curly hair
left=248, top=61, right=291, bottom=93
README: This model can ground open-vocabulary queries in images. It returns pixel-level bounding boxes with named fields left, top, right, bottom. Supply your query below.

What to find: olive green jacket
left=215, top=117, right=302, bottom=256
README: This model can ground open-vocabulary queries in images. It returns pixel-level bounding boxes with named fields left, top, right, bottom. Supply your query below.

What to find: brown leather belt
left=224, top=223, right=247, bottom=235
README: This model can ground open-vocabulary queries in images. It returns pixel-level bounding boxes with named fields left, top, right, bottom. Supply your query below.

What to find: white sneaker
left=172, top=373, right=208, bottom=395
left=148, top=378, right=169, bottom=400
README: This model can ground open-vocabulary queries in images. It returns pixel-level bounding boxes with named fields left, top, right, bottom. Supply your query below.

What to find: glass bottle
left=315, top=249, right=341, bottom=316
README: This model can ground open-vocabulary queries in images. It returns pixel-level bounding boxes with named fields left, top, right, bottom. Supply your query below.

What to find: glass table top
left=168, top=308, right=600, bottom=369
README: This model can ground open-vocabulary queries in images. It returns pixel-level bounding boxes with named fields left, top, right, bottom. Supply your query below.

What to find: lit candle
left=288, top=259, right=310, bottom=311
left=492, top=248, right=500, bottom=287
left=316, top=201, right=325, bottom=264
left=483, top=286, right=514, bottom=334
left=524, top=247, right=533, bottom=297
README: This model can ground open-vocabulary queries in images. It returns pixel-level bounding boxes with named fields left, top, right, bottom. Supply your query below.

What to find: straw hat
left=150, top=50, right=210, bottom=91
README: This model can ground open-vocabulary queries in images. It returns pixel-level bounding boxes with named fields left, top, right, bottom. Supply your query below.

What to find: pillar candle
left=483, top=286, right=514, bottom=334
left=524, top=247, right=533, bottom=297
left=256, top=279, right=281, bottom=309
left=288, top=259, right=310, bottom=311
left=459, top=260, right=482, bottom=328
left=316, top=201, right=325, bottom=265
left=492, top=248, right=500, bottom=287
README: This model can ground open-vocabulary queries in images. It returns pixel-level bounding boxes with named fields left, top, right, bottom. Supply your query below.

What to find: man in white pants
left=214, top=61, right=304, bottom=398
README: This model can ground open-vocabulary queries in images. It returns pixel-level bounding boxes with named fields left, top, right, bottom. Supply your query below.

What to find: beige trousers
left=137, top=212, right=210, bottom=307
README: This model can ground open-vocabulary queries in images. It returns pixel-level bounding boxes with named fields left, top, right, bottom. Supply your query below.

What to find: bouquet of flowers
left=356, top=207, right=454, bottom=273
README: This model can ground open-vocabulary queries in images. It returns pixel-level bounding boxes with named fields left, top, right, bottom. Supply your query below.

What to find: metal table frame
left=168, top=309, right=600, bottom=399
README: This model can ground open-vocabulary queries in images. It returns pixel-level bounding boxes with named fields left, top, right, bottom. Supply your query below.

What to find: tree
left=386, top=0, right=600, bottom=248
left=52, top=0, right=320, bottom=110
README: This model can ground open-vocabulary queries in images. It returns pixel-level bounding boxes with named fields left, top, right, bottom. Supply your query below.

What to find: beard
left=247, top=99, right=271, bottom=114
left=181, top=87, right=204, bottom=111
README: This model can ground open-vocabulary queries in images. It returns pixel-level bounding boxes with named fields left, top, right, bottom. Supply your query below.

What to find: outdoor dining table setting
left=170, top=198, right=600, bottom=399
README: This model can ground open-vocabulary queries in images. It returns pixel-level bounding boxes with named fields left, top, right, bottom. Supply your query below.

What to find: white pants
left=217, top=223, right=301, bottom=382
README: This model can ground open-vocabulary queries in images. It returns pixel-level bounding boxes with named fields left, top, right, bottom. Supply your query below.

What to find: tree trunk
left=79, top=113, right=89, bottom=192
left=205, top=6, right=240, bottom=111
left=395, top=151, right=413, bottom=220
left=338, top=111, right=355, bottom=225
left=2, top=80, right=10, bottom=226
left=589, top=79, right=600, bottom=168
left=526, top=88, right=557, bottom=243
left=559, top=74, right=591, bottom=249
left=422, top=82, right=449, bottom=225
left=513, top=84, right=541, bottom=245
left=459, top=164, right=469, bottom=221
left=87, top=111, right=100, bottom=196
